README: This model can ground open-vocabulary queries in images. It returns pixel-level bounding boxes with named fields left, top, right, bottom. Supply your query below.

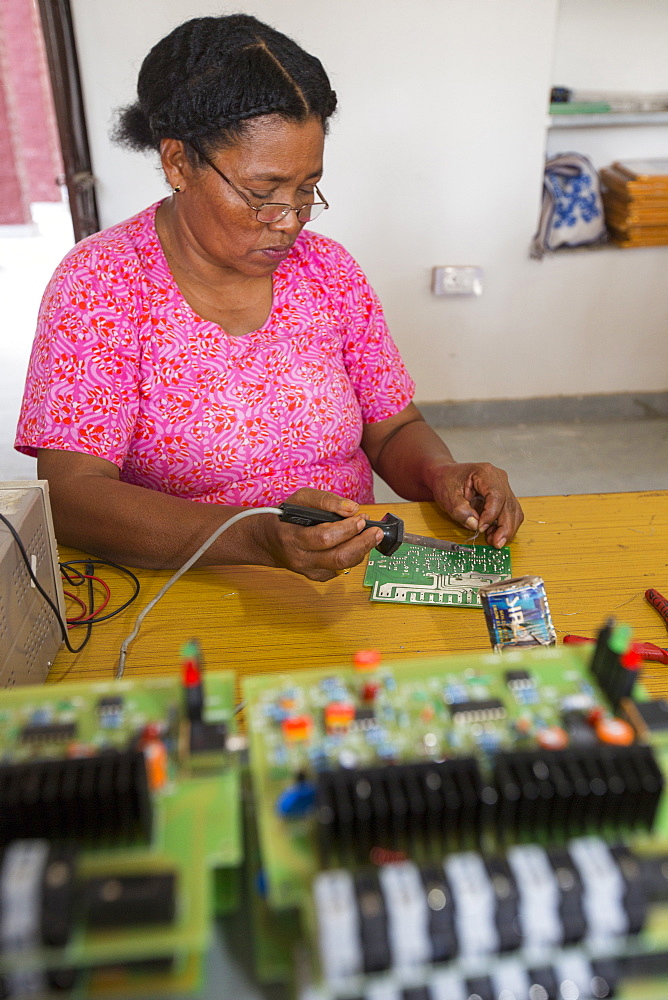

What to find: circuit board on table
left=3, top=638, right=668, bottom=1000
left=363, top=541, right=511, bottom=607
left=243, top=643, right=668, bottom=1000
left=0, top=672, right=241, bottom=998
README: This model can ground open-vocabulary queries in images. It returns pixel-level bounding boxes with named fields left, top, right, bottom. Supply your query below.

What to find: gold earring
left=172, top=184, right=182, bottom=193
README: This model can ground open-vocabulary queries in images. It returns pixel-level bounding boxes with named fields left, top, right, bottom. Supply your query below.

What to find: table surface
left=50, top=491, right=668, bottom=703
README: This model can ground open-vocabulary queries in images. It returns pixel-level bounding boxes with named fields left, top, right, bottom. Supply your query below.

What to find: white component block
left=378, top=860, right=431, bottom=968
left=312, top=869, right=362, bottom=982
left=432, top=265, right=484, bottom=296
left=0, top=481, right=65, bottom=686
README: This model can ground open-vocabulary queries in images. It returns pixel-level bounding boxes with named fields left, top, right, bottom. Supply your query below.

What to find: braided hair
left=113, top=14, right=337, bottom=158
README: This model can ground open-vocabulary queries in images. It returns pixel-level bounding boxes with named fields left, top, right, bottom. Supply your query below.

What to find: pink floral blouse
left=15, top=202, right=415, bottom=507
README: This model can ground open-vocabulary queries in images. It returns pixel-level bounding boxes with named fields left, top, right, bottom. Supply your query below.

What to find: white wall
left=70, top=0, right=668, bottom=404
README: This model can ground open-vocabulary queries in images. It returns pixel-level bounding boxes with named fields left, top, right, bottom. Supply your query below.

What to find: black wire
left=59, top=558, right=140, bottom=624
left=78, top=559, right=94, bottom=648
left=0, top=511, right=91, bottom=654
left=0, top=514, right=142, bottom=653
left=60, top=564, right=87, bottom=587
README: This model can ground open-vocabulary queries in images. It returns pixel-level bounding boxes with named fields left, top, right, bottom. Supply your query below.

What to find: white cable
left=116, top=506, right=282, bottom=679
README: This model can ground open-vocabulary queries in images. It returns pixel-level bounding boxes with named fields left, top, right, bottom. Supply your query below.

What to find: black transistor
left=484, top=855, right=522, bottom=952
left=419, top=864, right=458, bottom=963
left=353, top=871, right=391, bottom=974
left=546, top=846, right=586, bottom=944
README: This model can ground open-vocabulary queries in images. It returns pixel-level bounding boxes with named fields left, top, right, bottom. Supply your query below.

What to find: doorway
left=0, top=0, right=98, bottom=479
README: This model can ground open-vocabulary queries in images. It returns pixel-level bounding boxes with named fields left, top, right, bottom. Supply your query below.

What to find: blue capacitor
left=275, top=780, right=316, bottom=819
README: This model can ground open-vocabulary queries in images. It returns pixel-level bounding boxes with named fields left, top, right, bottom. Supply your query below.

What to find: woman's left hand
left=428, top=461, right=524, bottom=548
left=363, top=403, right=524, bottom=548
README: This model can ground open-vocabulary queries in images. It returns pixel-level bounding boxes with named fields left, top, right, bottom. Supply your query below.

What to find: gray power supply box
left=0, top=481, right=65, bottom=686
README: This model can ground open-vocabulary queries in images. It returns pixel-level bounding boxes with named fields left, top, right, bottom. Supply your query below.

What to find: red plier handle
left=646, top=588, right=668, bottom=633
left=563, top=634, right=668, bottom=665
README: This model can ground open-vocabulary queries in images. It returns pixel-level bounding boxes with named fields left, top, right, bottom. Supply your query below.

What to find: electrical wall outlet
left=432, top=265, right=484, bottom=296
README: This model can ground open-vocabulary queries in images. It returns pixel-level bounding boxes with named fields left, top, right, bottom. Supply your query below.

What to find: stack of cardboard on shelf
left=600, top=159, right=668, bottom=247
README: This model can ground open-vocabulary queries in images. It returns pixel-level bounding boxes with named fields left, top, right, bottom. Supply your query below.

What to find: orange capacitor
left=144, top=740, right=168, bottom=790
left=353, top=649, right=381, bottom=671
left=281, top=715, right=313, bottom=742
left=595, top=716, right=635, bottom=746
left=536, top=726, right=569, bottom=751
left=324, top=701, right=355, bottom=733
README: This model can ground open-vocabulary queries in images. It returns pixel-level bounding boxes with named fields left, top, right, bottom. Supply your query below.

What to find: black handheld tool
left=278, top=503, right=470, bottom=558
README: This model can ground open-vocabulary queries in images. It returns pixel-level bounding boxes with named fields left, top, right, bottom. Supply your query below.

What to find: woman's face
left=162, top=115, right=326, bottom=278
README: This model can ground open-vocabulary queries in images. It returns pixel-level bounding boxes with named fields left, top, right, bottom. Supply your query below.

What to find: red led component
left=141, top=722, right=162, bottom=743
left=183, top=661, right=201, bottom=687
left=586, top=706, right=604, bottom=726
left=620, top=648, right=641, bottom=671
left=361, top=681, right=380, bottom=702
left=353, top=649, right=381, bottom=671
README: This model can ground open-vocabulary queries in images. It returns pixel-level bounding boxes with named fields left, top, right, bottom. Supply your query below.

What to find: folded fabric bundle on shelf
left=601, top=159, right=668, bottom=247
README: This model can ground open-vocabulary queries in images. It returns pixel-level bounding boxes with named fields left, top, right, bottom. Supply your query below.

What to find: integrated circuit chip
left=20, top=722, right=77, bottom=743
left=448, top=699, right=506, bottom=724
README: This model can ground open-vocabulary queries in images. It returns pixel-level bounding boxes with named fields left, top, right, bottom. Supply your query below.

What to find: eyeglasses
left=191, top=143, right=329, bottom=224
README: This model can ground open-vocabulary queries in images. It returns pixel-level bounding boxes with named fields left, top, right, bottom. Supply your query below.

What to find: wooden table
left=50, top=491, right=668, bottom=702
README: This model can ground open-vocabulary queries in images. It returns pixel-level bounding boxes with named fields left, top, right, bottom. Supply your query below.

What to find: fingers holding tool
left=272, top=489, right=383, bottom=582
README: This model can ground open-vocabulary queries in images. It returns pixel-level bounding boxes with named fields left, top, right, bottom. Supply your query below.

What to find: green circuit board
left=243, top=645, right=667, bottom=910
left=3, top=643, right=668, bottom=1000
left=362, top=540, right=511, bottom=607
left=0, top=672, right=241, bottom=998
left=242, top=643, right=668, bottom=1000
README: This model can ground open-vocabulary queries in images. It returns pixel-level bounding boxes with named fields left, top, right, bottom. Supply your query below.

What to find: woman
left=15, top=14, right=523, bottom=581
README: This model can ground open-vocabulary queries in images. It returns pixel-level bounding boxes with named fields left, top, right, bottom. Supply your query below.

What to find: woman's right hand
left=261, top=487, right=384, bottom=581
left=36, top=450, right=380, bottom=578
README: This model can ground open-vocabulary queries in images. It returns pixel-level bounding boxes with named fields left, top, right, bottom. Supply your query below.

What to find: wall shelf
left=549, top=111, right=668, bottom=129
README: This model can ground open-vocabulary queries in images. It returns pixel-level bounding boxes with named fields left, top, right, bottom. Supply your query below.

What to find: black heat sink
left=0, top=748, right=152, bottom=846
left=491, top=743, right=664, bottom=844
left=315, top=743, right=665, bottom=863
left=316, top=757, right=485, bottom=865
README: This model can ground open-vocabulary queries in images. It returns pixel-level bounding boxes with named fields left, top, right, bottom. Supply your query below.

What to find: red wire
left=65, top=574, right=112, bottom=627
left=64, top=590, right=88, bottom=621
